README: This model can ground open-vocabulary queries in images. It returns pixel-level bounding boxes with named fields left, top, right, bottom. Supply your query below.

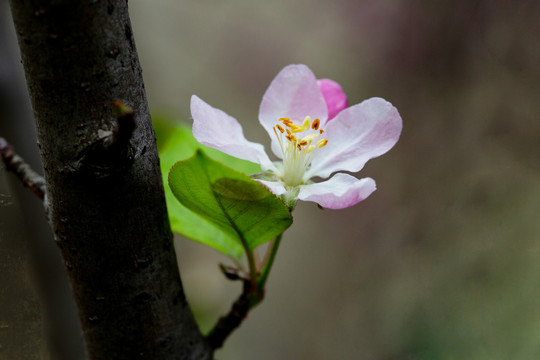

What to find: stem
left=257, top=233, right=283, bottom=291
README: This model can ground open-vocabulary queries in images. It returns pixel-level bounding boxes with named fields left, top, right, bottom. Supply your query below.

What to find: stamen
left=290, top=124, right=304, bottom=133
left=317, top=139, right=328, bottom=148
left=273, top=127, right=284, bottom=152
left=286, top=134, right=297, bottom=142
left=301, top=134, right=318, bottom=142
left=302, top=117, right=311, bottom=131
left=272, top=115, right=329, bottom=187
left=281, top=119, right=294, bottom=127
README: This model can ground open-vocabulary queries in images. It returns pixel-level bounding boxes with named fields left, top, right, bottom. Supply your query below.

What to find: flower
left=191, top=64, right=402, bottom=209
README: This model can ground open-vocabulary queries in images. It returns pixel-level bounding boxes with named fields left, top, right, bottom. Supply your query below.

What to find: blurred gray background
left=1, top=0, right=539, bottom=359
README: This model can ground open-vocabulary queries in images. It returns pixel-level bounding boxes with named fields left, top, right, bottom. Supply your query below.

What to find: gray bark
left=8, top=0, right=212, bottom=358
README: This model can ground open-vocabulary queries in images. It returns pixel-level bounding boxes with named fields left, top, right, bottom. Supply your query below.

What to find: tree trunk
left=8, top=1, right=211, bottom=358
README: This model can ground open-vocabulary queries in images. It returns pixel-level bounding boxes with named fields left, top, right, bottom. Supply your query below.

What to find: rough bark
left=8, top=1, right=212, bottom=358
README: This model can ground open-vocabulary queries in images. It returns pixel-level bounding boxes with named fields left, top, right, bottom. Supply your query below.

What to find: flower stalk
left=258, top=233, right=283, bottom=291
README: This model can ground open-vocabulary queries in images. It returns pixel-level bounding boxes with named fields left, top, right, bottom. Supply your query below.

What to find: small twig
left=0, top=137, right=46, bottom=200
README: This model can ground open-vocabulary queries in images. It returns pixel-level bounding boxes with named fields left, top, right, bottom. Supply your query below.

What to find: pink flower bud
left=317, top=78, right=348, bottom=121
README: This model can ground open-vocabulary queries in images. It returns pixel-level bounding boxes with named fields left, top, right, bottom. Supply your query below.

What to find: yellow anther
left=302, top=117, right=311, bottom=131
left=301, top=134, right=318, bottom=144
left=272, top=114, right=331, bottom=187
left=282, top=119, right=294, bottom=127
left=317, top=139, right=328, bottom=148
left=291, top=124, right=304, bottom=133
left=286, top=134, right=297, bottom=142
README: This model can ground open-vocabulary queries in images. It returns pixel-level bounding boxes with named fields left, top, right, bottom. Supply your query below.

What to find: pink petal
left=259, top=64, right=328, bottom=158
left=307, top=97, right=402, bottom=179
left=191, top=95, right=275, bottom=171
left=317, top=78, right=348, bottom=121
left=297, top=173, right=376, bottom=209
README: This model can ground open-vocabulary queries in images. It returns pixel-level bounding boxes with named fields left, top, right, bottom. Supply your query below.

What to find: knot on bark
left=65, top=100, right=140, bottom=179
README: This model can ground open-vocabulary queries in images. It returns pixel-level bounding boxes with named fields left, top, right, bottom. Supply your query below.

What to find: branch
left=8, top=1, right=211, bottom=358
left=205, top=277, right=264, bottom=350
left=0, top=137, right=45, bottom=200
left=206, top=233, right=284, bottom=349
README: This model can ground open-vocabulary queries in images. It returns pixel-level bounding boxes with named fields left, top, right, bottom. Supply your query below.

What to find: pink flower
left=191, top=64, right=402, bottom=209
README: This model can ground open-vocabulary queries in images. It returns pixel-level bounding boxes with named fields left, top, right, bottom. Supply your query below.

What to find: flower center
left=273, top=116, right=328, bottom=187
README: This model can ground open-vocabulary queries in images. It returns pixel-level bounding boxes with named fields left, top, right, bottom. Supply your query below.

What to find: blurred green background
left=2, top=0, right=540, bottom=359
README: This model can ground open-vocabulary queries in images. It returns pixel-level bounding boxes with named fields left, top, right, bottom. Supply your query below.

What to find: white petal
left=258, top=65, right=328, bottom=158
left=308, top=97, right=402, bottom=179
left=191, top=95, right=275, bottom=171
left=297, top=173, right=376, bottom=209
left=254, top=179, right=287, bottom=195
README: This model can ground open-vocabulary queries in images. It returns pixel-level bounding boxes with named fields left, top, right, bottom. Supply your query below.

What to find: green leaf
left=158, top=124, right=262, bottom=259
left=169, top=150, right=292, bottom=257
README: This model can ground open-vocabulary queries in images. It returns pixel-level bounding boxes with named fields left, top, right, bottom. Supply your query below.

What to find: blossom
left=191, top=64, right=402, bottom=209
